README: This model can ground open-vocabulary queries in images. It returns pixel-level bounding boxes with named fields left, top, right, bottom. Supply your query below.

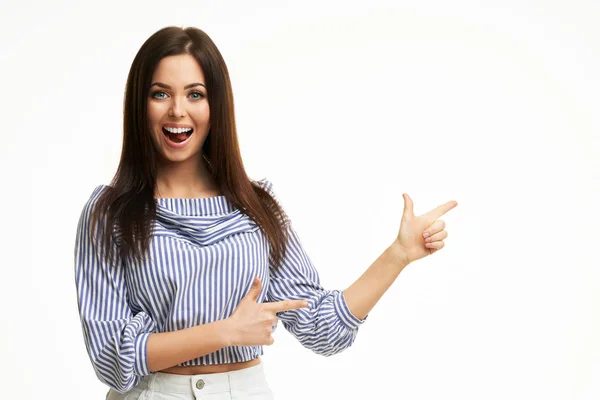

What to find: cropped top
left=73, top=178, right=367, bottom=393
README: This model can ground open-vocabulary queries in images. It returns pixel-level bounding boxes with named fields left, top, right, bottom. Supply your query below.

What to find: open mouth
left=162, top=126, right=193, bottom=144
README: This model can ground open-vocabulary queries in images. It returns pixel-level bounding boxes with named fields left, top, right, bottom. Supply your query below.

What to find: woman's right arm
left=74, top=187, right=229, bottom=393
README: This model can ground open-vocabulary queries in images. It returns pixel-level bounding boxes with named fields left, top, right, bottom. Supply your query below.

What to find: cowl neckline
left=150, top=178, right=266, bottom=246
left=155, top=195, right=235, bottom=217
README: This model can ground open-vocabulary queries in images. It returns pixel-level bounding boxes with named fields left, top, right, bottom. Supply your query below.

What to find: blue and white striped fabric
left=74, top=178, right=366, bottom=393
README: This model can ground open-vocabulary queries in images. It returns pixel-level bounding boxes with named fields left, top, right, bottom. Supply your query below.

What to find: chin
left=160, top=148, right=202, bottom=163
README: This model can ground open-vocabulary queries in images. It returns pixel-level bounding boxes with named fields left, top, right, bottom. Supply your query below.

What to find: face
left=147, top=54, right=210, bottom=165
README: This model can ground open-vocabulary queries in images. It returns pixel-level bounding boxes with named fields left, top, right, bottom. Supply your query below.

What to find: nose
left=169, top=97, right=185, bottom=118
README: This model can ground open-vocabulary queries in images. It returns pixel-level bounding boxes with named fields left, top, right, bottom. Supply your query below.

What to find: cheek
left=147, top=103, right=165, bottom=124
left=192, top=104, right=210, bottom=124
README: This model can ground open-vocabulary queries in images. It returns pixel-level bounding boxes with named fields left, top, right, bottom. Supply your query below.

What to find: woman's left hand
left=394, top=193, right=458, bottom=264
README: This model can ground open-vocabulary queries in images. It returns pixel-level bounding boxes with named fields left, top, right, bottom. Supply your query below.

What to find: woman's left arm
left=263, top=179, right=457, bottom=356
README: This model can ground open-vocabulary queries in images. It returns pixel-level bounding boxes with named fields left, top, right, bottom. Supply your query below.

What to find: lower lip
left=163, top=129, right=193, bottom=149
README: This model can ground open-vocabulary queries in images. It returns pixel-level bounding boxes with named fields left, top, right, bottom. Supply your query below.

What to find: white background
left=1, top=0, right=598, bottom=399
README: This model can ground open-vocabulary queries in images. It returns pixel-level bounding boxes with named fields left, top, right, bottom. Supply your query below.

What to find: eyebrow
left=150, top=82, right=206, bottom=90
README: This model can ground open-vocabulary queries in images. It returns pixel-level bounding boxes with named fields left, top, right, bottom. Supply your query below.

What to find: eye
left=151, top=91, right=167, bottom=99
left=189, top=91, right=205, bottom=100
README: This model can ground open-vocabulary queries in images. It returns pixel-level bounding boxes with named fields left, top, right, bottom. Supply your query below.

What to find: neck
left=154, top=156, right=219, bottom=198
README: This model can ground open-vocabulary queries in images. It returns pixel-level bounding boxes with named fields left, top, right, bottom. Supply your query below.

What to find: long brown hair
left=90, top=26, right=289, bottom=269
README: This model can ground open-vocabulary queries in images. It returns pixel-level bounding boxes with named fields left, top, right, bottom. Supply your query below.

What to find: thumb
left=245, top=277, right=262, bottom=302
left=402, top=193, right=414, bottom=218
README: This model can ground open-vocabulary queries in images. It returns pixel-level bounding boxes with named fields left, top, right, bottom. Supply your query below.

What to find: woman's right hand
left=225, top=277, right=308, bottom=347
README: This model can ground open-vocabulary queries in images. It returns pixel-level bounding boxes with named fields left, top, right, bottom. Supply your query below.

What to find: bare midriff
left=158, top=357, right=261, bottom=375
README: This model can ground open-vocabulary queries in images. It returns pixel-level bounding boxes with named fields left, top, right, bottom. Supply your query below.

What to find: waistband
left=137, top=362, right=269, bottom=395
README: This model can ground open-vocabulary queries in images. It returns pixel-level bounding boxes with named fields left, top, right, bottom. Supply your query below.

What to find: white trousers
left=106, top=362, right=275, bottom=400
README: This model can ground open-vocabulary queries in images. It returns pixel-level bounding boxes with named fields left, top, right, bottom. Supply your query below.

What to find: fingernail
left=423, top=232, right=429, bottom=238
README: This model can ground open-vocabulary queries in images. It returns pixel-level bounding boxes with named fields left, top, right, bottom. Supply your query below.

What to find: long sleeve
left=74, top=186, right=156, bottom=393
left=262, top=179, right=367, bottom=356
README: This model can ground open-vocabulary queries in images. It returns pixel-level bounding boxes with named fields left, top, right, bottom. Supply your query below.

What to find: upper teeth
left=164, top=127, right=192, bottom=134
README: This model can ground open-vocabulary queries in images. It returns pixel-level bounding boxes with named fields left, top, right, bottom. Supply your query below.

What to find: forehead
left=151, top=54, right=205, bottom=84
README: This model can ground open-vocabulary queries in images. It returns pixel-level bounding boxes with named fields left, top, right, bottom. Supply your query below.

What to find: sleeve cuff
left=133, top=332, right=151, bottom=376
left=334, top=290, right=368, bottom=330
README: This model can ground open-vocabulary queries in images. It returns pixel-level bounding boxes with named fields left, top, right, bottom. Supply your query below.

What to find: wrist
left=388, top=241, right=411, bottom=268
left=217, top=318, right=239, bottom=347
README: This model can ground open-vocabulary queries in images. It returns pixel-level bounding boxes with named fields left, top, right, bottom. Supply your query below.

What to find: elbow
left=284, top=301, right=364, bottom=357
left=91, top=348, right=145, bottom=393
left=93, top=366, right=140, bottom=394
left=301, top=326, right=359, bottom=357
left=82, top=317, right=153, bottom=393
left=316, top=334, right=357, bottom=357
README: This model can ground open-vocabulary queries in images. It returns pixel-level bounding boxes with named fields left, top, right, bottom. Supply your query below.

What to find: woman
left=74, top=26, right=458, bottom=399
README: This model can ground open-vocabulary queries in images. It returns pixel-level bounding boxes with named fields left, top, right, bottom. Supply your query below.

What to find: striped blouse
left=74, top=178, right=366, bottom=393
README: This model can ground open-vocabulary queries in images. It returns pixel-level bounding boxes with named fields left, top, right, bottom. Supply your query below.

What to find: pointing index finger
left=426, top=200, right=458, bottom=220
left=266, top=299, right=309, bottom=313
